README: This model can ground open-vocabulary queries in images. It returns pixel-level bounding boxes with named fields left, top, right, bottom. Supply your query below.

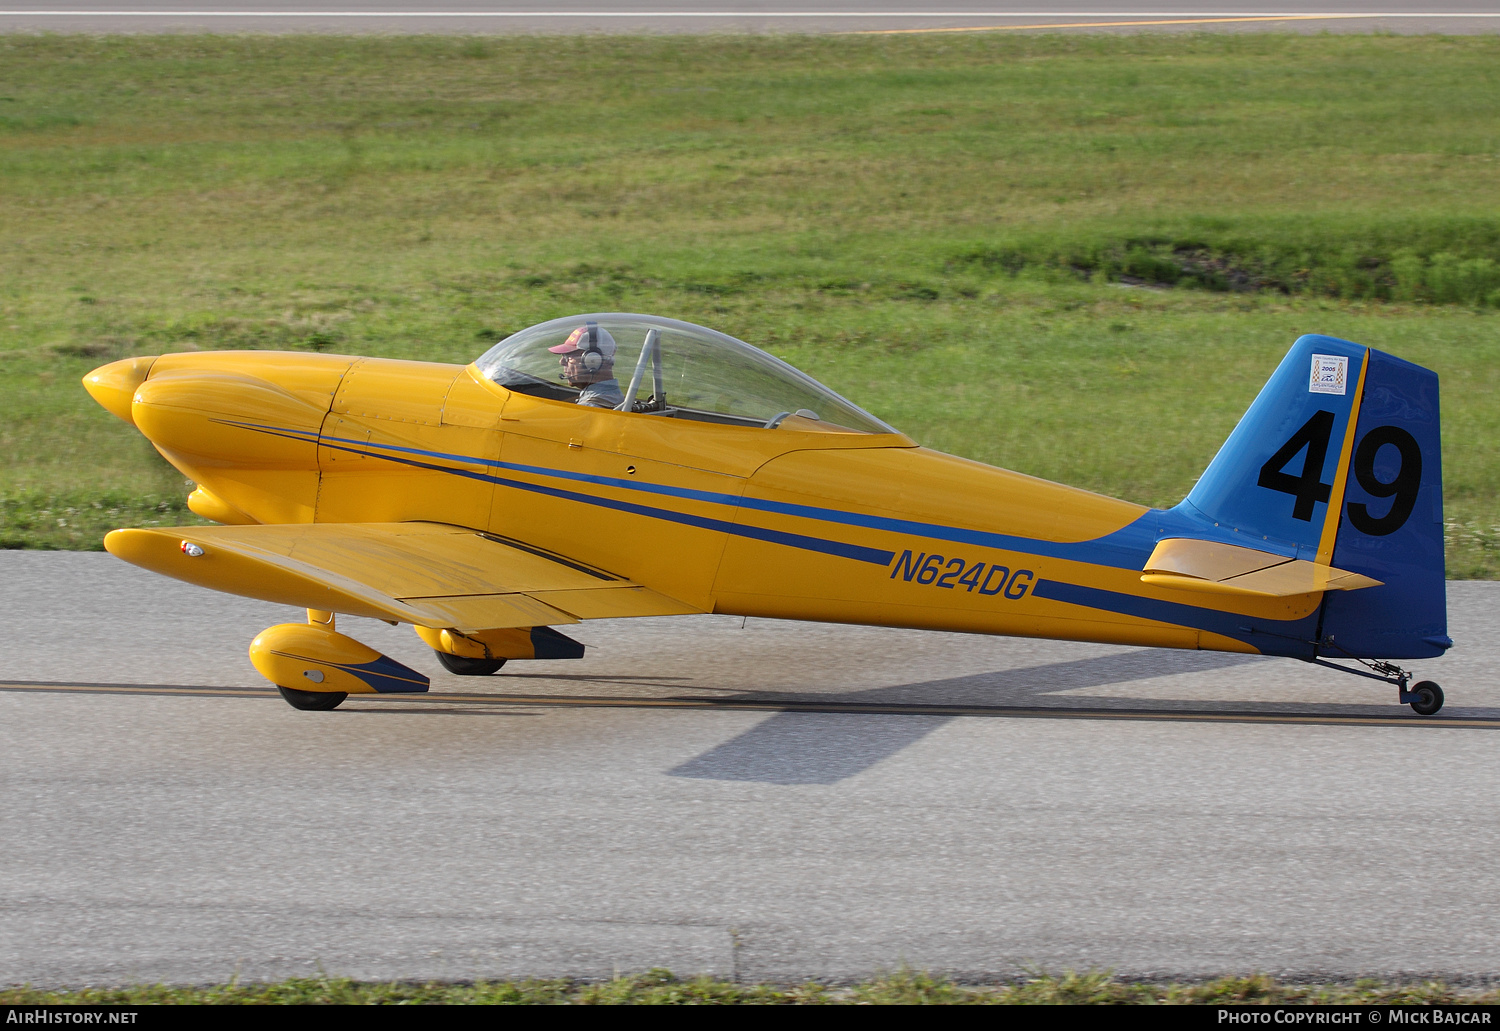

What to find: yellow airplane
left=82, top=314, right=1450, bottom=715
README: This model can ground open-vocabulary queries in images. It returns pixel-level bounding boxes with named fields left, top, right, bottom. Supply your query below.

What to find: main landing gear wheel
left=277, top=685, right=348, bottom=711
left=435, top=651, right=507, bottom=676
left=1408, top=681, right=1444, bottom=716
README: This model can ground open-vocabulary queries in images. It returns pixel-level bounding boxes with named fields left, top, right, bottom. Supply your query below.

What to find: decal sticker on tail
left=1309, top=353, right=1349, bottom=395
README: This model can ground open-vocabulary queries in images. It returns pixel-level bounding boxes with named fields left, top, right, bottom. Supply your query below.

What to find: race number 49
left=1258, top=411, right=1421, bottom=536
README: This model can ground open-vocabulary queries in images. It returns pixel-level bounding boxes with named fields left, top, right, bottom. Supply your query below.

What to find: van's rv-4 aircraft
left=82, top=315, right=1450, bottom=714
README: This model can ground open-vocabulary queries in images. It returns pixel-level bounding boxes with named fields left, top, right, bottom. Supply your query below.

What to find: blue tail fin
left=1184, top=334, right=1368, bottom=558
left=1178, top=334, right=1447, bottom=660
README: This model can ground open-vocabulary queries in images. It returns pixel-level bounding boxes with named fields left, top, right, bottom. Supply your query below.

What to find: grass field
left=4, top=969, right=1498, bottom=1005
left=1, top=32, right=1497, bottom=574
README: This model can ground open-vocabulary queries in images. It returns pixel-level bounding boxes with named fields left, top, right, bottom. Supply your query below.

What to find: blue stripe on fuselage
left=212, top=419, right=1294, bottom=650
left=219, top=418, right=1160, bottom=569
left=215, top=419, right=894, bottom=566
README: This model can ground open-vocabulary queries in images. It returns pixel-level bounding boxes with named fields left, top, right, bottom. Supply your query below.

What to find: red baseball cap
left=548, top=323, right=617, bottom=359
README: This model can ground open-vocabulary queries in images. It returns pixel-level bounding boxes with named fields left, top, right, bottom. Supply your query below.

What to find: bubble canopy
left=474, top=314, right=896, bottom=434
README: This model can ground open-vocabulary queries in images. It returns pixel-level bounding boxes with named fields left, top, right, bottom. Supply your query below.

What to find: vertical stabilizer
left=1176, top=334, right=1447, bottom=660
left=1183, top=334, right=1368, bottom=557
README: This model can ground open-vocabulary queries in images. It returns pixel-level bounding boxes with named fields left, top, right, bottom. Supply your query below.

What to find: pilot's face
left=560, top=350, right=603, bottom=387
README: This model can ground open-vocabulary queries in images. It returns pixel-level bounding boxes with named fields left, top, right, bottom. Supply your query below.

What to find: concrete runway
left=0, top=2, right=1498, bottom=35
left=1, top=550, right=1498, bottom=986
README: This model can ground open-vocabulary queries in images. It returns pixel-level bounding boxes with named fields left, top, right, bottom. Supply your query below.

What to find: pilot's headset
left=580, top=322, right=605, bottom=373
left=553, top=322, right=612, bottom=373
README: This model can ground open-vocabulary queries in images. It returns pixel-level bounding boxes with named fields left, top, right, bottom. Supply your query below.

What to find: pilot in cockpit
left=549, top=323, right=626, bottom=409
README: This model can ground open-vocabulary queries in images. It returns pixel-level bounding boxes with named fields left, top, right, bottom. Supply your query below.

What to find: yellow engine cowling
left=114, top=351, right=359, bottom=525
left=133, top=369, right=328, bottom=468
left=250, top=622, right=429, bottom=694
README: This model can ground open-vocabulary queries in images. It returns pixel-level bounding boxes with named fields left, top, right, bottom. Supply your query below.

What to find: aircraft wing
left=104, top=521, right=702, bottom=632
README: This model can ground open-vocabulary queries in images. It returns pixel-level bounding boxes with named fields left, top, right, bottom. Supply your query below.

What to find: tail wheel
left=435, top=651, right=507, bottom=676
left=277, top=685, right=348, bottom=711
left=1408, top=681, right=1444, bottom=716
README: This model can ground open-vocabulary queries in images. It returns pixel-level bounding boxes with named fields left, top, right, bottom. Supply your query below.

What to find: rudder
left=1318, top=350, right=1447, bottom=659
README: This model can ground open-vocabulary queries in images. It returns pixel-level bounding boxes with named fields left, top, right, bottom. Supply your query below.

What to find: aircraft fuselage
left=87, top=350, right=1334, bottom=657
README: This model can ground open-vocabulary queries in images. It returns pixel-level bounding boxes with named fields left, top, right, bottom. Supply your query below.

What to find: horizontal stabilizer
left=105, top=521, right=701, bottom=631
left=1141, top=538, right=1382, bottom=599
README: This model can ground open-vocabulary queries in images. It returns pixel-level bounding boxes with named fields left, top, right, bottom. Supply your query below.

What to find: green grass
left=1, top=32, right=1497, bottom=573
left=3, top=969, right=1498, bottom=1005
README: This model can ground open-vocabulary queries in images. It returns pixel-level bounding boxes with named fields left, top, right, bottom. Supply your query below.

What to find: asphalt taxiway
left=0, top=2, right=1498, bottom=35
left=1, top=551, right=1498, bottom=985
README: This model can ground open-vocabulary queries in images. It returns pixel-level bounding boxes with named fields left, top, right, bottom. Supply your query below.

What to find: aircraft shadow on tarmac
left=665, top=650, right=1478, bottom=786
left=7, top=650, right=1490, bottom=789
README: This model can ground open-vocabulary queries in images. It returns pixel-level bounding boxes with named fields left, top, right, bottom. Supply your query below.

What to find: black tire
left=277, top=685, right=348, bottom=711
left=1409, top=681, right=1444, bottom=716
left=435, top=651, right=507, bottom=676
